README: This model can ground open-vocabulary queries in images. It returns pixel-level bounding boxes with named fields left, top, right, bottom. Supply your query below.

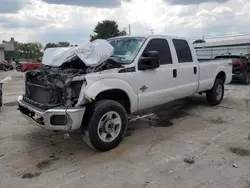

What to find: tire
left=82, top=100, right=128, bottom=152
left=16, top=66, right=21, bottom=72
left=206, top=79, right=224, bottom=106
left=243, top=71, right=250, bottom=85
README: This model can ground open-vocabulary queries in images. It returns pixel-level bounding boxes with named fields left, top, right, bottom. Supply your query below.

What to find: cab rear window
left=172, top=39, right=193, bottom=63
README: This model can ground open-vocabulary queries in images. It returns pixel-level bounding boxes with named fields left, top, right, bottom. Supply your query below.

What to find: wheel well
left=216, top=71, right=226, bottom=83
left=95, top=89, right=131, bottom=114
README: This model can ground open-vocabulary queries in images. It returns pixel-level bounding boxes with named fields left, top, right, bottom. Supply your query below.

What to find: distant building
left=0, top=45, right=4, bottom=63
left=0, top=38, right=14, bottom=62
left=194, top=38, right=250, bottom=60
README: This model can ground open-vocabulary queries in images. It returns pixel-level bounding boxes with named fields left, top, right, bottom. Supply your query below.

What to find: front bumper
left=17, top=96, right=86, bottom=131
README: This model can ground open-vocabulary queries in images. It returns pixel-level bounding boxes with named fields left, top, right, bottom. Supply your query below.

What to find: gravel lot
left=1, top=71, right=250, bottom=188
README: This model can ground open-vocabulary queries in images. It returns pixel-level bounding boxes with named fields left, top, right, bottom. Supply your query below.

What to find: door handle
left=194, top=67, right=197, bottom=74
left=173, top=69, right=177, bottom=78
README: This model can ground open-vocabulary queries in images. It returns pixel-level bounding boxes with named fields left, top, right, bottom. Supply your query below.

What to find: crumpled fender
left=84, top=78, right=138, bottom=113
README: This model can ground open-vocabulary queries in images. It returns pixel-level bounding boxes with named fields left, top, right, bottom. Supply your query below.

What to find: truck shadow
left=127, top=95, right=207, bottom=133
left=229, top=80, right=246, bottom=85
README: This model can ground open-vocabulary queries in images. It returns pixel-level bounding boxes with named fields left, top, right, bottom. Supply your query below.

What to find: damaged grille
left=23, top=65, right=86, bottom=109
left=22, top=55, right=123, bottom=109
left=24, top=71, right=65, bottom=109
left=24, top=82, right=63, bottom=107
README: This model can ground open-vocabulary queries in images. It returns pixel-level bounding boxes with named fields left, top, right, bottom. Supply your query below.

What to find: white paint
left=83, top=35, right=232, bottom=113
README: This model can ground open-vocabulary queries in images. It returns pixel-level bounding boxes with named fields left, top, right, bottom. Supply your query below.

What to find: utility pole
left=129, top=24, right=131, bottom=35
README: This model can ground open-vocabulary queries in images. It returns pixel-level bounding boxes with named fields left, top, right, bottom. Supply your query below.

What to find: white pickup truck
left=17, top=35, right=232, bottom=151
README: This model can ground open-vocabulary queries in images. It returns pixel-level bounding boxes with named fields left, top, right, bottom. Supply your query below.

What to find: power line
left=191, top=32, right=250, bottom=40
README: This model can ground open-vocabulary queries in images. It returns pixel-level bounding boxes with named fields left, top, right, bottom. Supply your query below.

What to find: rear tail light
left=232, top=61, right=243, bottom=67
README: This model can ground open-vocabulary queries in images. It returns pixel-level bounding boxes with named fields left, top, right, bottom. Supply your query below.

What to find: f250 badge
left=140, top=85, right=148, bottom=92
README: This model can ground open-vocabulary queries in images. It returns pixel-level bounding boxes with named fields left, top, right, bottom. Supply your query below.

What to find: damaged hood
left=42, top=39, right=114, bottom=67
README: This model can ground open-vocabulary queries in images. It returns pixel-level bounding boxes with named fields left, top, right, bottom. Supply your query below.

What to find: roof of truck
left=108, top=35, right=190, bottom=40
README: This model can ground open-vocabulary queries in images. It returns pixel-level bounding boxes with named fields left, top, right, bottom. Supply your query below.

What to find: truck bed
left=197, top=59, right=232, bottom=92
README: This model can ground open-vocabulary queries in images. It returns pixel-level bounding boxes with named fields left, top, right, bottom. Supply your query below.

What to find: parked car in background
left=215, top=54, right=250, bottom=84
left=22, top=62, right=43, bottom=72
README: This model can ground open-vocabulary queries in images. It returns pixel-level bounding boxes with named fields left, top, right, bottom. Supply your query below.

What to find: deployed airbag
left=42, top=39, right=114, bottom=67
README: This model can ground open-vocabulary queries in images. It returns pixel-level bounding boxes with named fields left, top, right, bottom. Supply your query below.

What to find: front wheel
left=82, top=100, right=128, bottom=152
left=206, top=79, right=224, bottom=105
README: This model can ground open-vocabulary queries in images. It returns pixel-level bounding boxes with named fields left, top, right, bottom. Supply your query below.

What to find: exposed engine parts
left=23, top=39, right=123, bottom=109
left=24, top=57, right=122, bottom=109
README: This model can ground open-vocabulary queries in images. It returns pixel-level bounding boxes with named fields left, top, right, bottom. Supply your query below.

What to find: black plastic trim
left=118, top=67, right=136, bottom=73
left=23, top=95, right=63, bottom=110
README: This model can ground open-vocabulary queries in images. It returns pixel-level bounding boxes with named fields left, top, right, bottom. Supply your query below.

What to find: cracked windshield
left=108, top=37, right=145, bottom=61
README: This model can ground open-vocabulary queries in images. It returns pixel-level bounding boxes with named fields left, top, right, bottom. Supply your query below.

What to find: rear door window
left=172, top=39, right=193, bottom=63
left=144, top=39, right=172, bottom=65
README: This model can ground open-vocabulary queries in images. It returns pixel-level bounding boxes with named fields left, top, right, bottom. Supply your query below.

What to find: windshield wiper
left=109, top=56, right=131, bottom=64
left=110, top=55, right=126, bottom=59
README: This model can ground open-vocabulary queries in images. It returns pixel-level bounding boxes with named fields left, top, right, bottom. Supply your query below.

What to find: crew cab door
left=135, top=37, right=177, bottom=111
left=171, top=39, right=199, bottom=98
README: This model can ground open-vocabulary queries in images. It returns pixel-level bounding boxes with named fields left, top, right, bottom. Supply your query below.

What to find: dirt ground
left=1, top=71, right=250, bottom=188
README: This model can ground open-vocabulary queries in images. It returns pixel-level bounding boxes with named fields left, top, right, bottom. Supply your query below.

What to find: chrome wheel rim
left=97, top=111, right=122, bottom=143
left=216, top=84, right=223, bottom=101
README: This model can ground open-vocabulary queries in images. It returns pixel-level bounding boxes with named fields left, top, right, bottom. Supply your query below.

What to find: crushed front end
left=23, top=63, right=87, bottom=109
left=17, top=39, right=120, bottom=131
left=18, top=61, right=88, bottom=131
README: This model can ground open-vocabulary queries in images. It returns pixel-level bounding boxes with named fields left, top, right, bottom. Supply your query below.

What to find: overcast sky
left=0, top=0, right=249, bottom=44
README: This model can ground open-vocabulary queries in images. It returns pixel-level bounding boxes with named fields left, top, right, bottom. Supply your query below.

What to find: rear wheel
left=206, top=79, right=224, bottom=105
left=82, top=100, right=127, bottom=152
left=243, top=71, right=250, bottom=85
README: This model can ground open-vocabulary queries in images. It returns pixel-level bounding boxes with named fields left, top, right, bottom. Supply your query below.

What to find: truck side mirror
left=138, top=51, right=160, bottom=71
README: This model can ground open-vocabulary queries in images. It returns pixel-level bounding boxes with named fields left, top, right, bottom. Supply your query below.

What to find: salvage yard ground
left=1, top=71, right=250, bottom=188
